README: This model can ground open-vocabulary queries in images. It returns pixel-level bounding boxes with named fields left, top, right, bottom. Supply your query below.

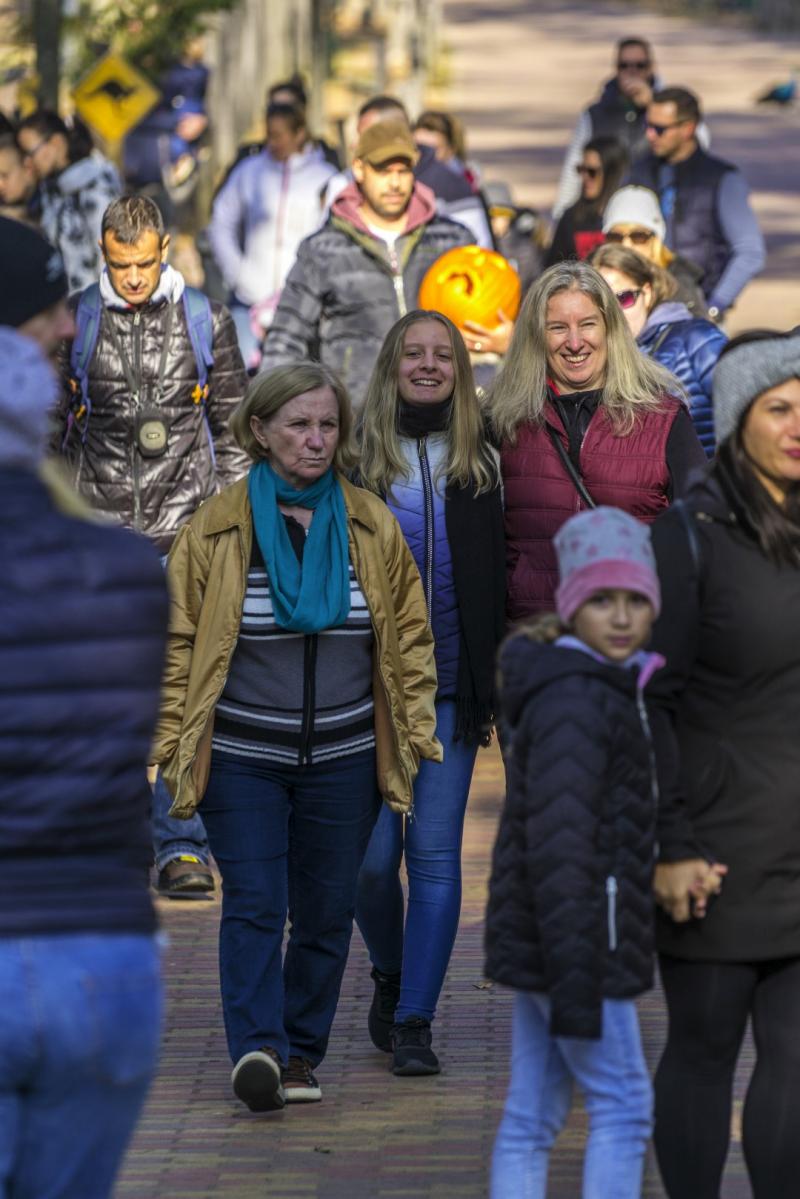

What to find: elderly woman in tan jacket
left=152, top=363, right=439, bottom=1114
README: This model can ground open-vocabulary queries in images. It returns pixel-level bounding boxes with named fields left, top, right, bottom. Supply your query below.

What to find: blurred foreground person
left=0, top=223, right=167, bottom=1197
left=648, top=330, right=800, bottom=1198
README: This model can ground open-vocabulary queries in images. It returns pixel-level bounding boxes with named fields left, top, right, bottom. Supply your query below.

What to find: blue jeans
left=491, top=992, right=653, bottom=1199
left=0, top=933, right=162, bottom=1199
left=355, top=700, right=478, bottom=1022
left=151, top=770, right=209, bottom=871
left=200, top=749, right=381, bottom=1067
left=229, top=299, right=261, bottom=368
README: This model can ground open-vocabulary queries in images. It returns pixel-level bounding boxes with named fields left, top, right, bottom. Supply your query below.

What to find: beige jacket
left=152, top=474, right=441, bottom=817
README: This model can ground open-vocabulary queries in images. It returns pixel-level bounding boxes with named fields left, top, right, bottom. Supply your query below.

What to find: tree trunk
left=34, top=0, right=61, bottom=108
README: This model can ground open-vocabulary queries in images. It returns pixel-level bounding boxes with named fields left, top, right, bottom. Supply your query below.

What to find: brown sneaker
left=231, top=1047, right=285, bottom=1112
left=282, top=1056, right=322, bottom=1103
left=157, top=856, right=215, bottom=899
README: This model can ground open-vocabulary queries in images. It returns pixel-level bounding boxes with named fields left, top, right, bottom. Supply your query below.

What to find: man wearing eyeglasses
left=631, top=87, right=765, bottom=322
left=553, top=38, right=659, bottom=220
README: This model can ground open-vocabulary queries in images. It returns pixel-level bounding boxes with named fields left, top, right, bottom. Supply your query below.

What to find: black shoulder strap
left=545, top=422, right=597, bottom=509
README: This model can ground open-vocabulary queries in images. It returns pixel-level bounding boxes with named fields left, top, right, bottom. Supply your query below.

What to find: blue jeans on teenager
left=491, top=992, right=653, bottom=1199
left=200, top=748, right=381, bottom=1067
left=355, top=700, right=478, bottom=1022
left=151, top=771, right=210, bottom=871
left=0, top=932, right=162, bottom=1199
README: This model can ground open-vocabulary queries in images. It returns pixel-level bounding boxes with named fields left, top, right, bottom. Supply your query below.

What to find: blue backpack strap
left=67, top=283, right=103, bottom=441
left=182, top=286, right=215, bottom=398
left=182, top=286, right=217, bottom=470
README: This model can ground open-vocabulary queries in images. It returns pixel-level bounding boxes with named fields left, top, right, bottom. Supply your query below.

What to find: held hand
left=654, top=859, right=727, bottom=923
left=462, top=309, right=514, bottom=356
left=619, top=76, right=653, bottom=107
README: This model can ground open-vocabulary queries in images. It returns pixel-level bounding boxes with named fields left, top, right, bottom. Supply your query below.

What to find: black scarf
left=397, top=398, right=452, bottom=437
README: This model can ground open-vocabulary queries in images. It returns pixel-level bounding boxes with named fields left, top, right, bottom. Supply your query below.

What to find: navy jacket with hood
left=485, top=633, right=661, bottom=1039
left=638, top=301, right=727, bottom=456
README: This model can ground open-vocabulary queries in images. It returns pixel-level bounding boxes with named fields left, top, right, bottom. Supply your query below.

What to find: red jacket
left=502, top=397, right=681, bottom=623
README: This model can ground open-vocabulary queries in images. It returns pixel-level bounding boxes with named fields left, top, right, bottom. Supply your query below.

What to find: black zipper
left=417, top=436, right=434, bottom=611
left=299, top=633, right=318, bottom=765
left=131, top=310, right=143, bottom=529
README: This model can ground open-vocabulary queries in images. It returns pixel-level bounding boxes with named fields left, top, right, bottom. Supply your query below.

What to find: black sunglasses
left=617, top=59, right=650, bottom=70
left=605, top=229, right=655, bottom=246
left=575, top=164, right=600, bottom=179
left=646, top=120, right=687, bottom=136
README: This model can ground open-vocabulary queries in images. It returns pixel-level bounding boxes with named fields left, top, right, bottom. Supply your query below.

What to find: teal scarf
left=248, top=461, right=351, bottom=633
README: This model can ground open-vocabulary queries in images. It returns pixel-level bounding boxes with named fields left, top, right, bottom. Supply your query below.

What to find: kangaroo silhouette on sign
left=86, top=80, right=137, bottom=103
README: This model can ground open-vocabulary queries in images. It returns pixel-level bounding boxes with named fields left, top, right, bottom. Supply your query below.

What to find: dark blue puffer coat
left=0, top=468, right=168, bottom=936
left=638, top=301, right=727, bottom=457
left=485, top=633, right=662, bottom=1039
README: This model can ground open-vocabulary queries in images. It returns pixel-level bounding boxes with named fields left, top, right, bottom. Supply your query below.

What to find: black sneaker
left=282, top=1056, right=322, bottom=1103
left=231, top=1047, right=285, bottom=1111
left=368, top=966, right=401, bottom=1052
left=390, top=1017, right=441, bottom=1076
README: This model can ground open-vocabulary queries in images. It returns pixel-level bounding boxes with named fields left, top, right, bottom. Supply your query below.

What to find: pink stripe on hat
left=556, top=558, right=661, bottom=623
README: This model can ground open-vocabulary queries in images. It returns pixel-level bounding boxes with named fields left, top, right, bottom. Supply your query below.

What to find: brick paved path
left=116, top=745, right=753, bottom=1197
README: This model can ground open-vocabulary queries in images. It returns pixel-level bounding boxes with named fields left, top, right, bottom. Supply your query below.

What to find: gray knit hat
left=713, top=332, right=800, bottom=445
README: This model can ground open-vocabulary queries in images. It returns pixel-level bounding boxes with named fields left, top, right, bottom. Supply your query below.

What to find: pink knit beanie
left=554, top=507, right=661, bottom=623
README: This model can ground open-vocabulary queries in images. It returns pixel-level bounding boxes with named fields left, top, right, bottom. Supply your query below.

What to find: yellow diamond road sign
left=72, top=53, right=160, bottom=142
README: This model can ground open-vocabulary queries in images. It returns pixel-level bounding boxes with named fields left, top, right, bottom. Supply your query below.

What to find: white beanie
left=602, top=186, right=667, bottom=242
left=0, top=327, right=59, bottom=471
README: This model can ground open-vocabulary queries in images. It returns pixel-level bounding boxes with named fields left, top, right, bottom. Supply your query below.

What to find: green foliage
left=64, top=0, right=240, bottom=84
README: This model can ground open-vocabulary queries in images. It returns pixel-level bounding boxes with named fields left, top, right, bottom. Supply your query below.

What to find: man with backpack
left=55, top=193, right=248, bottom=898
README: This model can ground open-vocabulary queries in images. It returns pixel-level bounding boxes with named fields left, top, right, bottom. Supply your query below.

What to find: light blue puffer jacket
left=386, top=435, right=460, bottom=696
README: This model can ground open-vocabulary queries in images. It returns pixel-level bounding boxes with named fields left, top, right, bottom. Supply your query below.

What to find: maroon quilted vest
left=502, top=397, right=681, bottom=623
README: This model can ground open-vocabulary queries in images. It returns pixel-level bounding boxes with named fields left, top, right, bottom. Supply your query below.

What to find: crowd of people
left=1, top=28, right=797, bottom=1199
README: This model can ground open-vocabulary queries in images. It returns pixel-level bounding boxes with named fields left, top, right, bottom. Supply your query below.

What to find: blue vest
left=386, top=436, right=460, bottom=696
left=632, top=147, right=733, bottom=298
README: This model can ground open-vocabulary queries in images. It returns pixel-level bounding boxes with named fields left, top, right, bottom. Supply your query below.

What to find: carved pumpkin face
left=418, top=245, right=522, bottom=330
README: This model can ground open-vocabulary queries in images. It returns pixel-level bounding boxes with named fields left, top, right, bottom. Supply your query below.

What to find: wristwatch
left=707, top=306, right=722, bottom=323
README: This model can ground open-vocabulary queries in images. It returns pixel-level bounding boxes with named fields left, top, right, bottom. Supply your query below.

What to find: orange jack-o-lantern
left=418, top=245, right=521, bottom=330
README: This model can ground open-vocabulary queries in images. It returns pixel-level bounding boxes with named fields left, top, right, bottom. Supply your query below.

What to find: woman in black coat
left=648, top=329, right=800, bottom=1199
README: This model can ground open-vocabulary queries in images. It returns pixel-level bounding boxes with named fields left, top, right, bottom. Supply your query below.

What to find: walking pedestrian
left=54, top=194, right=248, bottom=898
left=631, top=87, right=765, bottom=320
left=262, top=119, right=472, bottom=410
left=209, top=100, right=336, bottom=365
left=648, top=329, right=800, bottom=1199
left=553, top=37, right=659, bottom=219
left=151, top=363, right=440, bottom=1111
left=16, top=110, right=121, bottom=292
left=545, top=135, right=628, bottom=267
left=603, top=184, right=708, bottom=315
left=355, top=310, right=505, bottom=1075
left=0, top=226, right=167, bottom=1198
left=488, top=260, right=706, bottom=623
left=592, top=242, right=726, bottom=454
left=486, top=508, right=680, bottom=1198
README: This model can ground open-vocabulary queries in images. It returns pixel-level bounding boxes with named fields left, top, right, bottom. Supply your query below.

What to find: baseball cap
left=354, top=120, right=419, bottom=168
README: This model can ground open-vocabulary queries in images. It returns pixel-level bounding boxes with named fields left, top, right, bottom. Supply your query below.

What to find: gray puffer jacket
left=261, top=180, right=472, bottom=409
left=56, top=267, right=248, bottom=553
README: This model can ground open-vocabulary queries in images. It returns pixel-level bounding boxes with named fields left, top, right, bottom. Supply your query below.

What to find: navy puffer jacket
left=638, top=301, right=727, bottom=456
left=485, top=633, right=661, bottom=1039
left=0, top=468, right=168, bottom=936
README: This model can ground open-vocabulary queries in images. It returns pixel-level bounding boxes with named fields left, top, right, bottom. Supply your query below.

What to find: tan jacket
left=152, top=474, right=441, bottom=817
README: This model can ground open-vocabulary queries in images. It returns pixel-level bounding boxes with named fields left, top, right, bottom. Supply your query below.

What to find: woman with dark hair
left=648, top=329, right=800, bottom=1198
left=16, top=109, right=121, bottom=292
left=592, top=242, right=726, bottom=455
left=355, top=309, right=505, bottom=1076
left=152, top=362, right=439, bottom=1111
left=544, top=136, right=628, bottom=268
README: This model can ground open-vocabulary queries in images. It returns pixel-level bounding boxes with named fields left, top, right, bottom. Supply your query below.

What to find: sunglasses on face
left=615, top=289, right=643, bottom=310
left=576, top=164, right=601, bottom=179
left=646, top=120, right=686, bottom=136
left=605, top=229, right=655, bottom=246
left=617, top=60, right=650, bottom=70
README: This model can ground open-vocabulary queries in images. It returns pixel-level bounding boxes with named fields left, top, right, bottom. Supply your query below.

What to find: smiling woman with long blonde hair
left=355, top=309, right=505, bottom=1077
left=487, top=260, right=705, bottom=624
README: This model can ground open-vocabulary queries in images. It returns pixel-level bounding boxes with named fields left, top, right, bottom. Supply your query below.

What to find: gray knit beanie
left=713, top=332, right=800, bottom=445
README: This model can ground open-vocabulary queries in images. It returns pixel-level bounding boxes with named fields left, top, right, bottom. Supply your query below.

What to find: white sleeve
left=552, top=111, right=591, bottom=220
